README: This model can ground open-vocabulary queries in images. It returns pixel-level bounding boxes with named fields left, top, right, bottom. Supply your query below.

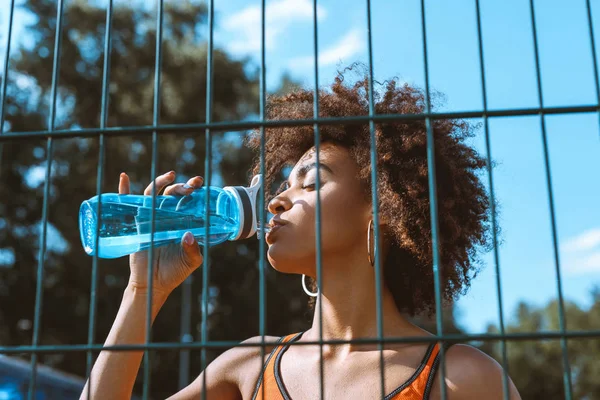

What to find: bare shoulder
left=229, top=335, right=283, bottom=362
left=211, top=335, right=282, bottom=387
left=446, top=344, right=503, bottom=381
left=240, top=335, right=283, bottom=365
left=428, top=344, right=521, bottom=400
left=168, top=335, right=281, bottom=400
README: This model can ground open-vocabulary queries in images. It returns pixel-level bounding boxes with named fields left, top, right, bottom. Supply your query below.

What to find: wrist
left=124, top=284, right=170, bottom=313
left=126, top=280, right=171, bottom=297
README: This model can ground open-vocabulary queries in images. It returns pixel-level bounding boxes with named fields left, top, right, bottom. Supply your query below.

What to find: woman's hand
left=119, top=171, right=205, bottom=296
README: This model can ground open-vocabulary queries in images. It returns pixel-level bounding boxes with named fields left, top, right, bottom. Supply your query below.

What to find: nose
left=268, top=193, right=292, bottom=214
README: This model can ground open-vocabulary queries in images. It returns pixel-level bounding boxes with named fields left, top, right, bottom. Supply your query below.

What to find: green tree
left=481, top=289, right=600, bottom=399
left=0, top=0, right=309, bottom=397
left=7, top=1, right=582, bottom=398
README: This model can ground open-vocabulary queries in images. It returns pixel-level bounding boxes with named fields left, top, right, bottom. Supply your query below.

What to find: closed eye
left=275, top=181, right=289, bottom=196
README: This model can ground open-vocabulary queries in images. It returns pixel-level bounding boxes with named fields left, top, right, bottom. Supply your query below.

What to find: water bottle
left=79, top=175, right=268, bottom=259
left=0, top=379, right=22, bottom=399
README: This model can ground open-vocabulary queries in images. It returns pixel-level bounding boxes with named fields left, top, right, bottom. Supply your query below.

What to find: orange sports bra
left=252, top=332, right=442, bottom=400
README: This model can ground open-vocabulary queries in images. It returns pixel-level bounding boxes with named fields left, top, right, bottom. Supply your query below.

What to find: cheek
left=266, top=187, right=367, bottom=270
left=265, top=203, right=316, bottom=271
left=320, top=192, right=366, bottom=248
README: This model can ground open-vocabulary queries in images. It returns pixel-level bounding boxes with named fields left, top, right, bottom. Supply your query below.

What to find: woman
left=82, top=73, right=521, bottom=399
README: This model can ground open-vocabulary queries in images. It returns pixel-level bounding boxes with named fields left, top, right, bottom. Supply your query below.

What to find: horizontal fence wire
left=2, top=0, right=599, bottom=398
left=1, top=104, right=599, bottom=142
left=2, top=330, right=599, bottom=355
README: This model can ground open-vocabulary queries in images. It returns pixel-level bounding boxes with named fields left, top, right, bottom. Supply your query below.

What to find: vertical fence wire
left=419, top=1, right=447, bottom=399
left=4, top=0, right=598, bottom=398
left=143, top=0, right=166, bottom=396
left=473, top=1, right=510, bottom=399
left=527, top=1, right=573, bottom=398
left=364, top=0, right=386, bottom=398
left=27, top=0, right=65, bottom=398
left=85, top=0, right=114, bottom=398
left=310, top=0, right=325, bottom=399
left=0, top=0, right=15, bottom=131
left=178, top=279, right=192, bottom=389
left=201, top=0, right=215, bottom=398
left=259, top=0, right=268, bottom=398
left=585, top=0, right=600, bottom=134
left=0, top=0, right=16, bottom=170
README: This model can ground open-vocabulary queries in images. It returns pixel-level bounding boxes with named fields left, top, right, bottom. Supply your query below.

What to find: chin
left=267, top=244, right=314, bottom=275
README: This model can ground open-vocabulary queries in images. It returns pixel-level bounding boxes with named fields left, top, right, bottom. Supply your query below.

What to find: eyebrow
left=289, top=162, right=334, bottom=184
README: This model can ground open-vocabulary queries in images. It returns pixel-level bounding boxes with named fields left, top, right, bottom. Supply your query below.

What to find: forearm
left=80, top=285, right=169, bottom=400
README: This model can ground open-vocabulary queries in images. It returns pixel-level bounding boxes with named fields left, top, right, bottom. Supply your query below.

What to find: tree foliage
left=0, top=0, right=307, bottom=396
left=1, top=1, right=599, bottom=398
left=481, top=290, right=600, bottom=399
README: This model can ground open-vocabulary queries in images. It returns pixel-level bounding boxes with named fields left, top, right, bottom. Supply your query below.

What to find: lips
left=269, top=217, right=286, bottom=228
left=265, top=218, right=287, bottom=242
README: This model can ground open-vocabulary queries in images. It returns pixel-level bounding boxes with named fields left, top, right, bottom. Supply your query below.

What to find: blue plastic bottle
left=79, top=175, right=264, bottom=259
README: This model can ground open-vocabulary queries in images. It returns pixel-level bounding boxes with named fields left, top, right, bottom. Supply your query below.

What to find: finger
left=163, top=176, right=204, bottom=196
left=119, top=173, right=130, bottom=195
left=163, top=183, right=194, bottom=196
left=187, top=176, right=204, bottom=188
left=181, top=232, right=203, bottom=270
left=144, top=171, right=176, bottom=196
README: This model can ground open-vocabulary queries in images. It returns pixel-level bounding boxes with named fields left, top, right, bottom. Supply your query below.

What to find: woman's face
left=266, top=143, right=372, bottom=275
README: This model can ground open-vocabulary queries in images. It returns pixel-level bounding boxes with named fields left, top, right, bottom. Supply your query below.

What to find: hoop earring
left=367, top=219, right=375, bottom=267
left=302, top=274, right=319, bottom=297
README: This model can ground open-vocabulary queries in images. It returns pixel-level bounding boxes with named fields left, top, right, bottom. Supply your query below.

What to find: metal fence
left=0, top=0, right=599, bottom=399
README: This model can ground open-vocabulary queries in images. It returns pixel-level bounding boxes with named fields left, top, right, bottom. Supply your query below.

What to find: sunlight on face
left=266, top=143, right=372, bottom=276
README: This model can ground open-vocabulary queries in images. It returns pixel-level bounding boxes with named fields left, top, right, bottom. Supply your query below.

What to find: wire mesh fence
left=0, top=0, right=599, bottom=399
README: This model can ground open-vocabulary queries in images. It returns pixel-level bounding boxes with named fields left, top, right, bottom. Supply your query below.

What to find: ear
left=377, top=217, right=390, bottom=227
left=367, top=209, right=389, bottom=227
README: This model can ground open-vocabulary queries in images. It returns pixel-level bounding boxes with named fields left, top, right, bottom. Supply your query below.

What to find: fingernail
left=183, top=184, right=193, bottom=190
left=183, top=232, right=195, bottom=245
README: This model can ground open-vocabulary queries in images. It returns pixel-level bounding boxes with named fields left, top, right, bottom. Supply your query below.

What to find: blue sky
left=209, top=0, right=600, bottom=334
left=2, top=0, right=600, bottom=334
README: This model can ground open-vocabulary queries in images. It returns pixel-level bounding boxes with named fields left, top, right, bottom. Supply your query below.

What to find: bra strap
left=423, top=343, right=455, bottom=400
left=251, top=334, right=298, bottom=400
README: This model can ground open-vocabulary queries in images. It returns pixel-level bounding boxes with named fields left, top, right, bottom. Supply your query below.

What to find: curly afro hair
left=247, top=69, right=493, bottom=316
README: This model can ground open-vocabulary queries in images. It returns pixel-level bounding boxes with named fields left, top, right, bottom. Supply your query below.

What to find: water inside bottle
left=82, top=201, right=238, bottom=258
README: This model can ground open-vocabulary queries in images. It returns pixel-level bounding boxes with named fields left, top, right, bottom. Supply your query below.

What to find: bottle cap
left=223, top=174, right=262, bottom=241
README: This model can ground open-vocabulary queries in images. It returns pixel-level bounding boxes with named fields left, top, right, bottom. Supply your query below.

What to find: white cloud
left=561, top=228, right=600, bottom=275
left=223, top=0, right=327, bottom=55
left=563, top=251, right=600, bottom=275
left=561, top=228, right=600, bottom=253
left=288, top=28, right=365, bottom=70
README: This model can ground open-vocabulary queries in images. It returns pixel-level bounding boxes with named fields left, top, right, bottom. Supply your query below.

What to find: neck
left=303, top=245, right=428, bottom=357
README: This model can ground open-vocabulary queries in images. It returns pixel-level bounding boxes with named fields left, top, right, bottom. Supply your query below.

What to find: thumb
left=181, top=232, right=203, bottom=269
